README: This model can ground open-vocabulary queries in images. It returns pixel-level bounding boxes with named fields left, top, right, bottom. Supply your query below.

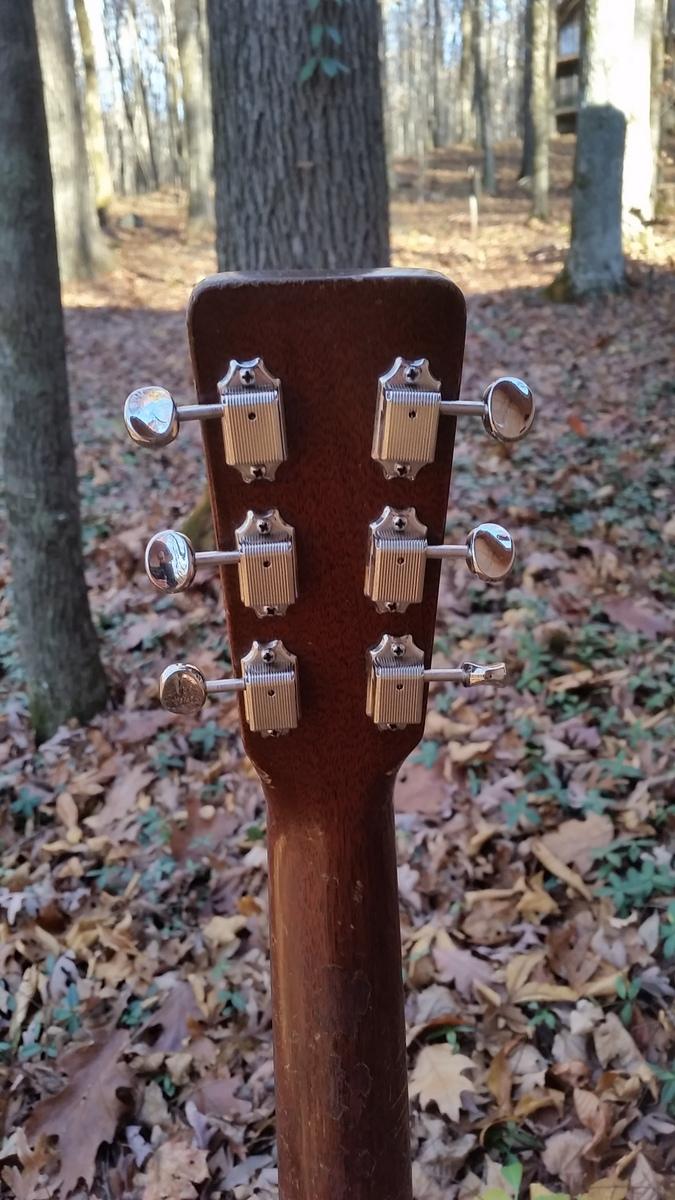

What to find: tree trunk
left=651, top=0, right=666, bottom=212
left=34, top=0, right=107, bottom=280
left=127, top=0, right=160, bottom=189
left=554, top=0, right=633, bottom=298
left=519, top=0, right=534, bottom=178
left=429, top=0, right=444, bottom=149
left=623, top=0, right=657, bottom=228
left=471, top=0, right=496, bottom=194
left=207, top=0, right=389, bottom=270
left=175, top=0, right=213, bottom=225
left=74, top=0, right=114, bottom=226
left=531, top=0, right=550, bottom=218
left=459, top=0, right=474, bottom=142
left=0, top=0, right=107, bottom=740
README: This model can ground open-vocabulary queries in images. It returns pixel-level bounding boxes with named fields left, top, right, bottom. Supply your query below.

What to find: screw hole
left=396, top=683, right=404, bottom=691
left=396, top=556, right=405, bottom=566
left=267, top=688, right=275, bottom=697
left=263, top=559, right=271, bottom=568
left=408, top=410, right=416, bottom=420
left=247, top=411, right=256, bottom=421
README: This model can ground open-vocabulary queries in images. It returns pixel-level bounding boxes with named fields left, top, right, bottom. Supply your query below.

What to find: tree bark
left=175, top=0, right=213, bottom=225
left=207, top=0, right=389, bottom=270
left=0, top=0, right=107, bottom=740
left=531, top=0, right=550, bottom=218
left=74, top=0, right=114, bottom=226
left=471, top=0, right=496, bottom=194
left=34, top=0, right=107, bottom=280
left=623, top=0, right=657, bottom=228
left=429, top=0, right=444, bottom=149
left=459, top=0, right=475, bottom=142
left=555, top=0, right=633, bottom=298
left=651, top=0, right=667, bottom=212
left=519, top=0, right=534, bottom=178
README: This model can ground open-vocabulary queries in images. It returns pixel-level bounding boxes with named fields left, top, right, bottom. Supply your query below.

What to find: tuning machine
left=365, top=506, right=514, bottom=612
left=367, top=633, right=506, bottom=729
left=123, top=357, right=287, bottom=481
left=145, top=509, right=297, bottom=617
left=159, top=640, right=299, bottom=735
left=372, top=357, right=534, bottom=479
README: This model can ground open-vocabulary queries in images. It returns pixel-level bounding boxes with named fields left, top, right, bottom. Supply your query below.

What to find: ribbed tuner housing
left=218, top=357, right=287, bottom=481
left=235, top=509, right=297, bottom=616
left=241, top=641, right=299, bottom=735
left=365, top=506, right=428, bottom=612
left=366, top=634, right=425, bottom=728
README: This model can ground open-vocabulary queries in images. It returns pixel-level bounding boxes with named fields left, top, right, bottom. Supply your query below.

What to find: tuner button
left=460, top=661, right=508, bottom=687
left=482, top=377, right=534, bottom=443
left=465, top=522, right=515, bottom=582
left=124, top=386, right=179, bottom=447
left=145, top=530, right=196, bottom=592
left=159, top=663, right=208, bottom=715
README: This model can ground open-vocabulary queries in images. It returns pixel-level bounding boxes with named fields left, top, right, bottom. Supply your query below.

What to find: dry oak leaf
left=24, top=1029, right=131, bottom=1197
left=409, top=1044, right=477, bottom=1122
left=531, top=838, right=591, bottom=900
left=84, top=760, right=154, bottom=836
left=542, top=1129, right=592, bottom=1192
left=538, top=813, right=614, bottom=877
left=432, top=930, right=496, bottom=999
left=142, top=1136, right=209, bottom=1200
left=593, top=1012, right=657, bottom=1096
left=579, top=1178, right=628, bottom=1200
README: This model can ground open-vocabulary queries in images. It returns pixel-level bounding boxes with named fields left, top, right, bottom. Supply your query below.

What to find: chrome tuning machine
left=365, top=506, right=514, bottom=612
left=123, top=357, right=287, bottom=481
left=371, top=356, right=534, bottom=479
left=145, top=509, right=297, bottom=617
left=367, top=633, right=506, bottom=729
left=159, top=641, right=299, bottom=735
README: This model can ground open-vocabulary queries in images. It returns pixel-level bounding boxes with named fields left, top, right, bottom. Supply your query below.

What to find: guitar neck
left=265, top=769, right=410, bottom=1200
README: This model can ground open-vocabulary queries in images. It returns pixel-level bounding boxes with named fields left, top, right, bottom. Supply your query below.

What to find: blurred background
left=0, top=2, right=674, bottom=1198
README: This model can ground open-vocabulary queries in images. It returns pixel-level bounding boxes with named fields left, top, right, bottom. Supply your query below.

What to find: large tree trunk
left=519, top=0, right=534, bottom=178
left=623, top=0, right=657, bottom=228
left=429, top=0, right=444, bottom=149
left=651, top=0, right=667, bottom=212
left=0, top=0, right=107, bottom=740
left=471, top=0, right=496, bottom=194
left=207, top=0, right=389, bottom=270
left=554, top=0, right=633, bottom=298
left=74, top=0, right=114, bottom=227
left=459, top=0, right=475, bottom=142
left=34, top=0, right=107, bottom=281
left=531, top=0, right=550, bottom=218
left=175, top=0, right=213, bottom=225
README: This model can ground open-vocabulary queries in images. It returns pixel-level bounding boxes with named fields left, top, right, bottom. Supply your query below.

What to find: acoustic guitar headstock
left=124, top=270, right=533, bottom=793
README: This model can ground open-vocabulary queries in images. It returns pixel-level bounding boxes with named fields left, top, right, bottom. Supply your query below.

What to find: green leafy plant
left=615, top=975, right=641, bottom=1025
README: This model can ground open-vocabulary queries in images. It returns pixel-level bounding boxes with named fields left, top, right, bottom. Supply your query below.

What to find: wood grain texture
left=188, top=270, right=465, bottom=1200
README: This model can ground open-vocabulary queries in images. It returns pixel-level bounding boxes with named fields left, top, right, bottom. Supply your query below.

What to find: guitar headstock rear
left=124, top=270, right=533, bottom=794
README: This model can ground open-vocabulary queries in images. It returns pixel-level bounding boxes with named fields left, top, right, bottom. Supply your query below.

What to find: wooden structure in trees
left=555, top=0, right=582, bottom=132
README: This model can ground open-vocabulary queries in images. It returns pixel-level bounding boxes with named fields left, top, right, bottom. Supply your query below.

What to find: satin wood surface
left=188, top=270, right=465, bottom=1200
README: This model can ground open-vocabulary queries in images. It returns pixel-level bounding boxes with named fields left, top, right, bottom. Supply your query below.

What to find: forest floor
left=1, top=139, right=675, bottom=1200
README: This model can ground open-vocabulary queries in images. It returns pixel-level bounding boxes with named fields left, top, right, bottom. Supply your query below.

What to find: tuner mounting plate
left=218, top=357, right=287, bottom=482
left=371, top=356, right=442, bottom=480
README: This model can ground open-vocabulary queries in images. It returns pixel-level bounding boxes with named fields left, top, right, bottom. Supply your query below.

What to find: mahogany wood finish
left=187, top=271, right=466, bottom=1200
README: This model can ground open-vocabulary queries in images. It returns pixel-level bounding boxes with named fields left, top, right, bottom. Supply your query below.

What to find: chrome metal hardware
left=123, top=357, right=287, bottom=482
left=371, top=357, right=534, bottom=478
left=218, top=358, right=286, bottom=482
left=159, top=640, right=299, bottom=735
left=366, top=633, right=507, bottom=729
left=365, top=507, right=515, bottom=612
left=124, top=385, right=222, bottom=447
left=145, top=509, right=297, bottom=617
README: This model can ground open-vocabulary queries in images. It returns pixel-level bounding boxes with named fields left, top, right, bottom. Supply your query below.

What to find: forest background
left=0, top=1, right=674, bottom=1198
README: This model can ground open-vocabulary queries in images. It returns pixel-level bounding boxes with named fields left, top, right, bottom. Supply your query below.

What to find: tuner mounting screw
left=395, top=464, right=408, bottom=477
left=240, top=367, right=255, bottom=386
left=251, top=465, right=266, bottom=479
left=262, top=648, right=275, bottom=664
left=257, top=518, right=271, bottom=535
left=385, top=601, right=398, bottom=613
left=393, top=515, right=407, bottom=532
left=404, top=365, right=420, bottom=384
left=392, top=643, right=405, bottom=658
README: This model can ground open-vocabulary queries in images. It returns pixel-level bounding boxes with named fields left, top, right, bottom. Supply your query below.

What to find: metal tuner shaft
left=372, top=357, right=535, bottom=478
left=159, top=641, right=299, bottom=735
left=367, top=633, right=506, bottom=729
left=365, top=507, right=515, bottom=612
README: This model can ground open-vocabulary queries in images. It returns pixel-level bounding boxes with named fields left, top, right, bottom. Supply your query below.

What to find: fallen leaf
left=531, top=838, right=591, bottom=899
left=579, top=1178, right=628, bottom=1200
left=538, top=813, right=614, bottom=877
left=432, top=931, right=496, bottom=999
left=201, top=914, right=247, bottom=945
left=85, top=761, right=154, bottom=835
left=542, top=1130, right=592, bottom=1192
left=25, top=1030, right=131, bottom=1196
left=409, top=1044, right=476, bottom=1121
left=142, top=1135, right=209, bottom=1200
